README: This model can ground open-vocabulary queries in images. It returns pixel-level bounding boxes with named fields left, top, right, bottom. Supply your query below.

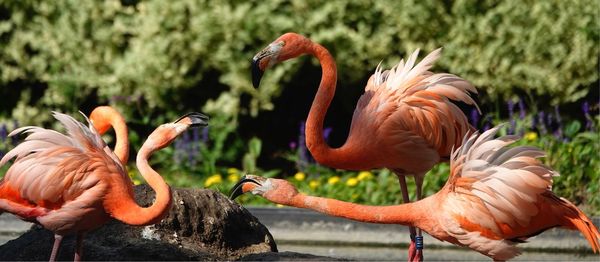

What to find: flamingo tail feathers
left=560, top=198, right=600, bottom=253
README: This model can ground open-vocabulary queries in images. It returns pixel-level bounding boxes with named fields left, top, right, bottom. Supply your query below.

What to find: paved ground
left=2, top=207, right=599, bottom=260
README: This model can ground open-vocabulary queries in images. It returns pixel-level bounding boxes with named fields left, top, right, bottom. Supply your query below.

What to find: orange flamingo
left=251, top=32, right=479, bottom=260
left=231, top=126, right=600, bottom=261
left=89, top=106, right=129, bottom=165
left=0, top=111, right=208, bottom=261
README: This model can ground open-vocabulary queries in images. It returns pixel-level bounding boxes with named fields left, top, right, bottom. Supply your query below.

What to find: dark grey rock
left=0, top=185, right=277, bottom=260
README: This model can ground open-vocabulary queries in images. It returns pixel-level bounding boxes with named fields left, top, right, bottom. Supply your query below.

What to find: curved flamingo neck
left=107, top=146, right=171, bottom=225
left=304, top=42, right=354, bottom=168
left=285, top=193, right=431, bottom=227
left=110, top=114, right=129, bottom=165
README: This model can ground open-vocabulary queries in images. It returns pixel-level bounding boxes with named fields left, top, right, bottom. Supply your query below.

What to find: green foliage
left=443, top=0, right=599, bottom=104
left=242, top=137, right=261, bottom=174
left=1, top=0, right=597, bottom=126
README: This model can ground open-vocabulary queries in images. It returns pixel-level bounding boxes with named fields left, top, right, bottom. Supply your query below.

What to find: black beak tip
left=175, top=112, right=209, bottom=127
left=251, top=58, right=264, bottom=89
left=229, top=176, right=261, bottom=200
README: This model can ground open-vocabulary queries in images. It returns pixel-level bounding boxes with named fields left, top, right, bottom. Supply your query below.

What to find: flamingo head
left=144, top=112, right=209, bottom=151
left=230, top=175, right=299, bottom=205
left=89, top=106, right=122, bottom=134
left=251, top=32, right=311, bottom=88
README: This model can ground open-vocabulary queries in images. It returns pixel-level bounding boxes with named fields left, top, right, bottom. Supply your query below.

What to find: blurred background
left=0, top=1, right=598, bottom=214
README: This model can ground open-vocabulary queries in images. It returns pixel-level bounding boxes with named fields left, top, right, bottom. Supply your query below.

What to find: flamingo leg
left=74, top=233, right=84, bottom=262
left=395, top=173, right=418, bottom=262
left=49, top=234, right=63, bottom=262
left=414, top=175, right=424, bottom=262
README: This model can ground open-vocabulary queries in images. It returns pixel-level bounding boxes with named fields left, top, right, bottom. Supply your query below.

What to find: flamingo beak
left=252, top=41, right=284, bottom=89
left=230, top=176, right=262, bottom=200
left=251, top=56, right=264, bottom=89
left=174, top=112, right=209, bottom=128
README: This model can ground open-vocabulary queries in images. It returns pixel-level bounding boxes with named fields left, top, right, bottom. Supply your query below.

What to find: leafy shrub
left=0, top=0, right=597, bottom=127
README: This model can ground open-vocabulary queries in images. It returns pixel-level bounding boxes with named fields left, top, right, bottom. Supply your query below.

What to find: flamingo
left=231, top=126, right=600, bottom=261
left=88, top=106, right=129, bottom=165
left=0, top=111, right=209, bottom=261
left=251, top=32, right=479, bottom=260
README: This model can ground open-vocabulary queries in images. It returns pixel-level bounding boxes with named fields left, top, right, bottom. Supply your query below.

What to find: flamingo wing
left=438, top=126, right=559, bottom=259
left=0, top=112, right=127, bottom=221
left=347, top=48, right=478, bottom=171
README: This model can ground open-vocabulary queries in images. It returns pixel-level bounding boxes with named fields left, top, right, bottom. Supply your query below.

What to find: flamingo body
left=252, top=33, right=478, bottom=174
left=0, top=111, right=208, bottom=260
left=231, top=126, right=599, bottom=260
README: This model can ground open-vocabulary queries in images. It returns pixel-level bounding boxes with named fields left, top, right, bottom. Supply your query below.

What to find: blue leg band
left=415, top=236, right=424, bottom=250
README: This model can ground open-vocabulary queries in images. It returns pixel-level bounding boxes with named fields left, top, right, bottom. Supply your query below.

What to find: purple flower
left=518, top=100, right=526, bottom=135
left=482, top=117, right=491, bottom=131
left=202, top=126, right=209, bottom=143
left=482, top=122, right=490, bottom=131
left=553, top=106, right=563, bottom=139
left=469, top=108, right=479, bottom=127
left=193, top=128, right=200, bottom=143
left=582, top=101, right=593, bottom=131
left=0, top=124, right=7, bottom=142
left=507, top=100, right=515, bottom=134
left=297, top=121, right=312, bottom=169
left=182, top=131, right=196, bottom=166
left=173, top=139, right=184, bottom=164
left=538, top=111, right=547, bottom=135
left=518, top=99, right=526, bottom=119
left=192, top=128, right=200, bottom=156
left=323, top=127, right=333, bottom=143
left=289, top=141, right=297, bottom=150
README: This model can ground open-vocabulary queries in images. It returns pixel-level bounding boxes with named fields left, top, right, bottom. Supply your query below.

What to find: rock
left=0, top=185, right=277, bottom=260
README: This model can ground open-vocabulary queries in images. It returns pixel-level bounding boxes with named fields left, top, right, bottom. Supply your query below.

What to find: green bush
left=1, top=0, right=597, bottom=126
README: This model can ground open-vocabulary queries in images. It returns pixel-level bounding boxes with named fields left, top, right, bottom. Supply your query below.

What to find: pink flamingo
left=0, top=111, right=208, bottom=261
left=251, top=32, right=479, bottom=260
left=231, top=126, right=600, bottom=261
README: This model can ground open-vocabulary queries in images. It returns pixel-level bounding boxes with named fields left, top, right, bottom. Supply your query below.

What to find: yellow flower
left=346, top=177, right=358, bottom=187
left=309, top=180, right=320, bottom=190
left=328, top=176, right=340, bottom=185
left=294, top=172, right=306, bottom=181
left=128, top=170, right=142, bottom=185
left=227, top=168, right=240, bottom=175
left=525, top=132, right=538, bottom=141
left=204, top=174, right=223, bottom=187
left=228, top=173, right=240, bottom=183
left=357, top=171, right=373, bottom=181
left=276, top=204, right=284, bottom=208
